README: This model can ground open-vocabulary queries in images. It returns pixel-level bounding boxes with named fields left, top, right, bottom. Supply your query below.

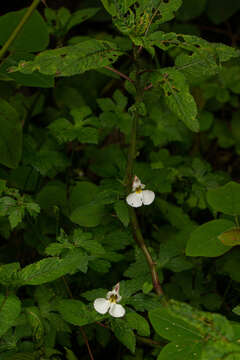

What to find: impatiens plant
left=1, top=0, right=240, bottom=359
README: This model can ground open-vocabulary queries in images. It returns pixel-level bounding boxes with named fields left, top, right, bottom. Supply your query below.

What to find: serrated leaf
left=12, top=40, right=123, bottom=77
left=0, top=99, right=22, bottom=168
left=57, top=299, right=101, bottom=326
left=186, top=219, right=234, bottom=257
left=114, top=200, right=130, bottom=227
left=151, top=69, right=199, bottom=132
left=207, top=181, right=240, bottom=216
left=18, top=252, right=88, bottom=285
left=111, top=318, right=136, bottom=353
left=0, top=294, right=21, bottom=337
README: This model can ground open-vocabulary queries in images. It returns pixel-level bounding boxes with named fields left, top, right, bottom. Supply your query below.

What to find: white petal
left=93, top=298, right=110, bottom=314
left=142, top=190, right=155, bottom=205
left=126, top=192, right=143, bottom=208
left=109, top=303, right=126, bottom=318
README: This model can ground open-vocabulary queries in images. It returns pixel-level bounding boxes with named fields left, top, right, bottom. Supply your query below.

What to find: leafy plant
left=0, top=0, right=240, bottom=359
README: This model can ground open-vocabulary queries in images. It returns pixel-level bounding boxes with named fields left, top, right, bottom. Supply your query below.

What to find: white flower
left=126, top=175, right=155, bottom=208
left=93, top=283, right=125, bottom=318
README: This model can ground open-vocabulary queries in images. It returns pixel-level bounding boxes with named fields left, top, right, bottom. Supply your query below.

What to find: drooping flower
left=93, top=283, right=125, bottom=318
left=126, top=175, right=155, bottom=208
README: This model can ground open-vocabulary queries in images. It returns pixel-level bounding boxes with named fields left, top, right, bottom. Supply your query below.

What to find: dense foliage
left=1, top=0, right=240, bottom=359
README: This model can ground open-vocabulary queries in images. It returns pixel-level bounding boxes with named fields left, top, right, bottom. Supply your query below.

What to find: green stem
left=0, top=0, right=41, bottom=62
left=124, top=113, right=137, bottom=191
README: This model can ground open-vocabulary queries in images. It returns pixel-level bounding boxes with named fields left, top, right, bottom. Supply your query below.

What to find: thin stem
left=130, top=208, right=164, bottom=297
left=124, top=50, right=165, bottom=300
left=104, top=65, right=134, bottom=83
left=0, top=0, right=41, bottom=62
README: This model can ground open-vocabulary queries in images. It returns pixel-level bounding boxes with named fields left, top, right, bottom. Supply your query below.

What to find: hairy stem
left=0, top=0, right=41, bottom=62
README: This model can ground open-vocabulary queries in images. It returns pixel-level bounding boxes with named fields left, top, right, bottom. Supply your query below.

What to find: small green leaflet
left=10, top=39, right=124, bottom=77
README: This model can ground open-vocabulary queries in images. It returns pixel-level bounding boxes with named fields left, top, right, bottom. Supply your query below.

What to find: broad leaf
left=11, top=40, right=124, bottom=77
left=0, top=9, right=49, bottom=52
left=0, top=294, right=21, bottom=337
left=57, top=299, right=101, bottom=326
left=158, top=340, right=203, bottom=360
left=207, top=181, right=240, bottom=215
left=186, top=219, right=234, bottom=257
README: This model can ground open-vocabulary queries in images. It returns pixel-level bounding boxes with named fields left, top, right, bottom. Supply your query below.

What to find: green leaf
left=66, top=8, right=100, bottom=32
left=157, top=340, right=203, bottom=360
left=0, top=99, right=22, bottom=168
left=218, top=227, right=240, bottom=246
left=0, top=52, right=54, bottom=88
left=69, top=182, right=104, bottom=227
left=151, top=69, right=199, bottom=132
left=18, top=254, right=87, bottom=285
left=207, top=182, right=240, bottom=215
left=111, top=318, right=136, bottom=353
left=0, top=9, right=49, bottom=52
left=125, top=312, right=150, bottom=336
left=114, top=200, right=130, bottom=227
left=186, top=219, right=234, bottom=257
left=206, top=0, right=240, bottom=24
left=12, top=40, right=123, bottom=77
left=0, top=294, right=21, bottom=337
left=0, top=262, right=20, bottom=286
left=149, top=306, right=203, bottom=342
left=57, top=299, right=101, bottom=326
left=176, top=0, right=206, bottom=20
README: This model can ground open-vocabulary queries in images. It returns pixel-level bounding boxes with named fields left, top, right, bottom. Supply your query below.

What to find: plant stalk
left=0, top=0, right=41, bottom=62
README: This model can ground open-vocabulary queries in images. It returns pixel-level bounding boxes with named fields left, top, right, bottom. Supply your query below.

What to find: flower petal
left=109, top=303, right=126, bottom=318
left=93, top=298, right=110, bottom=314
left=126, top=192, right=143, bottom=207
left=142, top=190, right=155, bottom=205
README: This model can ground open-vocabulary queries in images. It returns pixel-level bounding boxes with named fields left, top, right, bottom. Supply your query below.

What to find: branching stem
left=0, top=0, right=41, bottom=62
